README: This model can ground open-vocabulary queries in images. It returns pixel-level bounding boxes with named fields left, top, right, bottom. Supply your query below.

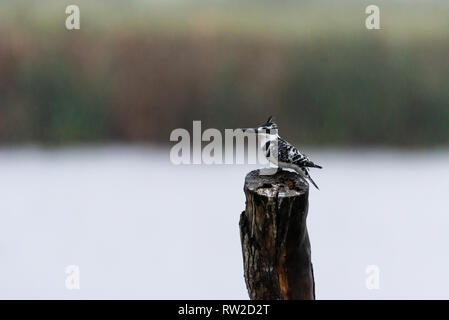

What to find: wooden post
left=239, top=169, right=315, bottom=300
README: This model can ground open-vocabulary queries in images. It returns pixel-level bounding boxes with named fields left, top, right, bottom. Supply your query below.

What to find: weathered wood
left=239, top=169, right=315, bottom=300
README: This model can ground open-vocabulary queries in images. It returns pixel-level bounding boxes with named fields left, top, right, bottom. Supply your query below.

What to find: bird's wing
left=277, top=138, right=322, bottom=168
left=277, top=138, right=306, bottom=163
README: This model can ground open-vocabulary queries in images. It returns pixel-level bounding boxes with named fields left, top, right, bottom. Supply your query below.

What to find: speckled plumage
left=247, top=116, right=322, bottom=190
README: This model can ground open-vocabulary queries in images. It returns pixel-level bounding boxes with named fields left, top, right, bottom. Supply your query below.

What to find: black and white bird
left=241, top=116, right=322, bottom=189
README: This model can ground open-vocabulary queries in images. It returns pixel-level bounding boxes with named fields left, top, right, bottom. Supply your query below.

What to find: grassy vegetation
left=1, top=1, right=449, bottom=146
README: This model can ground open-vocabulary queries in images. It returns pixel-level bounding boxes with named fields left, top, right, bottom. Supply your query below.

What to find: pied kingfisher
left=241, top=116, right=322, bottom=189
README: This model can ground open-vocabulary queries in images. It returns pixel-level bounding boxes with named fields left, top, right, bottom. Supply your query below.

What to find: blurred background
left=0, top=0, right=448, bottom=299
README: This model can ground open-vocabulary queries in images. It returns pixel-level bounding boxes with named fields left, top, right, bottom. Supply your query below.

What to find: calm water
left=0, top=146, right=448, bottom=299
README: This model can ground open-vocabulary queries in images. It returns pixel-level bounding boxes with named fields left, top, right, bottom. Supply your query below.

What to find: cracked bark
left=239, top=169, right=315, bottom=300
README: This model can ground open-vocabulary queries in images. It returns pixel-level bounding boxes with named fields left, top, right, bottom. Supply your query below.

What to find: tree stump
left=239, top=169, right=315, bottom=300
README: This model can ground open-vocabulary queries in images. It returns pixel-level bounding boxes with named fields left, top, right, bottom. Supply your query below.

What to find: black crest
left=258, top=115, right=277, bottom=131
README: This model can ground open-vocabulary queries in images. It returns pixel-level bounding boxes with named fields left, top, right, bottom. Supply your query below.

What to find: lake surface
left=0, top=146, right=448, bottom=299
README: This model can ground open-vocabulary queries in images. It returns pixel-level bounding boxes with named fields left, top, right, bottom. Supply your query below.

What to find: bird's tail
left=304, top=160, right=322, bottom=169
left=302, top=169, right=320, bottom=190
left=307, top=174, right=320, bottom=190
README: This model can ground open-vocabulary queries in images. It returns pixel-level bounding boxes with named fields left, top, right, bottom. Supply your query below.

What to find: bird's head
left=240, top=116, right=278, bottom=136
left=257, top=116, right=278, bottom=133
